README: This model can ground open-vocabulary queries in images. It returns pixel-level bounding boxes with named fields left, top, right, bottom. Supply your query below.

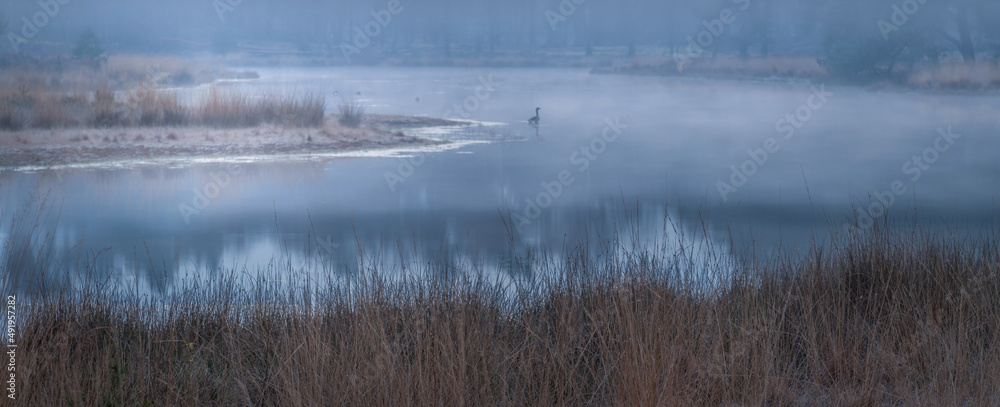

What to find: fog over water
left=2, top=67, right=998, bottom=290
left=1, top=0, right=999, bottom=292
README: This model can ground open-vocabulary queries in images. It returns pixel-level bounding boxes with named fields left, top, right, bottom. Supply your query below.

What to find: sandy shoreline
left=0, top=115, right=468, bottom=169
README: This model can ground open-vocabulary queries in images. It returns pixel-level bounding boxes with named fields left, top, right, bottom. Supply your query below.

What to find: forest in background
left=0, top=0, right=997, bottom=81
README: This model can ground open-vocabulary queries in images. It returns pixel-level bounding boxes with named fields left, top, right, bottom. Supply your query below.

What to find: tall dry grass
left=907, top=62, right=1000, bottom=90
left=0, top=84, right=324, bottom=130
left=1, top=218, right=997, bottom=406
left=0, top=55, right=257, bottom=92
left=0, top=96, right=20, bottom=131
left=198, top=87, right=326, bottom=128
left=90, top=84, right=126, bottom=128
left=129, top=87, right=189, bottom=127
left=0, top=56, right=279, bottom=131
left=197, top=87, right=260, bottom=128
left=603, top=56, right=827, bottom=79
left=30, top=96, right=73, bottom=129
left=337, top=98, right=367, bottom=127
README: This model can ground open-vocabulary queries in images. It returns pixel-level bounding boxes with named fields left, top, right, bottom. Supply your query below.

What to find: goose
left=527, top=107, right=541, bottom=125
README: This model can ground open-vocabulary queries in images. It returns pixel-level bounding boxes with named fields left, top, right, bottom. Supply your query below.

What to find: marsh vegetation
left=3, top=219, right=998, bottom=406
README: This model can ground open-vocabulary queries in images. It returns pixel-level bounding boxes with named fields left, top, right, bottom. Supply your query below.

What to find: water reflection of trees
left=5, top=196, right=729, bottom=294
left=5, top=168, right=994, bottom=297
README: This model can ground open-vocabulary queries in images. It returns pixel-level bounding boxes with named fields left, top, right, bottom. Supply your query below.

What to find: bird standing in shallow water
left=528, top=107, right=541, bottom=125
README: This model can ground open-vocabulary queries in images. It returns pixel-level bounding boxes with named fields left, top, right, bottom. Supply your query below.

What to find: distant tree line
left=1, top=0, right=997, bottom=71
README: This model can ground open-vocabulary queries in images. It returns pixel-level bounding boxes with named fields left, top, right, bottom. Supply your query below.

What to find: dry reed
left=0, top=96, right=20, bottom=131
left=605, top=56, right=828, bottom=79
left=0, top=85, right=324, bottom=130
left=2, top=214, right=997, bottom=406
left=337, top=99, right=367, bottom=127
left=907, top=62, right=1000, bottom=90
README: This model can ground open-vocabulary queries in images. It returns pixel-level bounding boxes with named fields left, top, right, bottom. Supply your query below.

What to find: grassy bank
left=0, top=54, right=257, bottom=91
left=905, top=62, right=1000, bottom=90
left=0, top=55, right=479, bottom=168
left=0, top=54, right=322, bottom=131
left=0, top=85, right=325, bottom=131
left=594, top=56, right=828, bottom=80
left=0, top=112, right=458, bottom=168
left=2, top=224, right=998, bottom=406
left=595, top=56, right=1000, bottom=91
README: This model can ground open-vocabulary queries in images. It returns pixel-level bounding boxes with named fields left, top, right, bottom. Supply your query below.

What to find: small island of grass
left=0, top=56, right=468, bottom=169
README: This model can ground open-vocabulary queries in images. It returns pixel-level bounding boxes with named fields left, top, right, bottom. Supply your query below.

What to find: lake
left=2, top=67, right=998, bottom=291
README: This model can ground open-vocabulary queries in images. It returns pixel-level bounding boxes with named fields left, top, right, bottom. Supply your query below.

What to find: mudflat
left=0, top=115, right=465, bottom=168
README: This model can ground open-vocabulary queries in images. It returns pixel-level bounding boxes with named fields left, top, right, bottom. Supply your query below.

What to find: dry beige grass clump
left=907, top=62, right=1000, bottom=90
left=337, top=98, right=367, bottom=127
left=129, top=87, right=188, bottom=126
left=683, top=56, right=827, bottom=77
left=614, top=56, right=827, bottom=78
left=0, top=95, right=21, bottom=131
left=198, top=87, right=326, bottom=128
left=0, top=55, right=268, bottom=131
left=3, top=220, right=998, bottom=406
left=0, top=84, right=324, bottom=130
left=30, top=96, right=74, bottom=128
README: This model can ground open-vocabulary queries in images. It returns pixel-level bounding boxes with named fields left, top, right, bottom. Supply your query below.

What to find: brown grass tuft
left=195, top=87, right=326, bottom=128
left=129, top=87, right=189, bottom=127
left=604, top=56, right=828, bottom=78
left=0, top=96, right=22, bottom=131
left=90, top=84, right=127, bottom=127
left=0, top=82, right=323, bottom=130
left=3, top=217, right=998, bottom=406
left=337, top=98, right=367, bottom=127
left=31, top=96, right=71, bottom=128
left=907, top=62, right=1000, bottom=90
left=197, top=86, right=258, bottom=128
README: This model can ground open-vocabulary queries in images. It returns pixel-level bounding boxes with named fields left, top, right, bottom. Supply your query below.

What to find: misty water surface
left=2, top=67, right=998, bottom=291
